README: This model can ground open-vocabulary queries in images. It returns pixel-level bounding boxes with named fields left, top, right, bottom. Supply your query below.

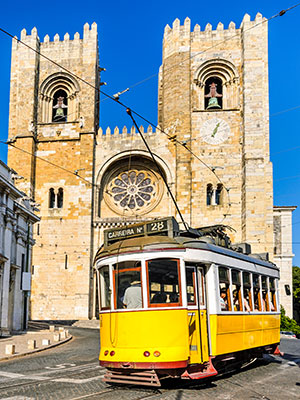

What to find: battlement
left=13, top=22, right=97, bottom=49
left=163, top=13, right=265, bottom=41
left=98, top=125, right=160, bottom=138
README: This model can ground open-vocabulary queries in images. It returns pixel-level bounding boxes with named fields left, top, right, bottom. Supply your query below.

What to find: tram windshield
left=113, top=261, right=142, bottom=309
left=147, top=258, right=181, bottom=307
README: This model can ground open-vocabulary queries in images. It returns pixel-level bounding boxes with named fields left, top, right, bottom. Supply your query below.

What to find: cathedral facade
left=6, top=15, right=295, bottom=319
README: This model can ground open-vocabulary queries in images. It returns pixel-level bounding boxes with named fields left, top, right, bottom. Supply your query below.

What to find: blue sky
left=1, top=1, right=300, bottom=264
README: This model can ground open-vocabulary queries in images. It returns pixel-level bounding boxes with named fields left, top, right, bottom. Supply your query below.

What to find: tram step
left=103, top=369, right=161, bottom=387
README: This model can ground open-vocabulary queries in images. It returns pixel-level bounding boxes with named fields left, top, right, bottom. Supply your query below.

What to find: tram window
left=218, top=267, right=231, bottom=311
left=186, top=268, right=196, bottom=305
left=231, top=269, right=242, bottom=311
left=242, top=272, right=252, bottom=311
left=113, top=261, right=142, bottom=310
left=269, top=278, right=277, bottom=311
left=147, top=259, right=181, bottom=307
left=261, top=276, right=269, bottom=311
left=253, top=274, right=261, bottom=311
left=99, top=266, right=111, bottom=310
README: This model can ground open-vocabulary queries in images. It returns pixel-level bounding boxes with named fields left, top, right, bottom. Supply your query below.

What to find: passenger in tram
left=262, top=291, right=267, bottom=311
left=269, top=298, right=275, bottom=311
left=220, top=288, right=228, bottom=311
left=152, top=292, right=167, bottom=303
left=123, top=274, right=142, bottom=309
left=169, top=293, right=179, bottom=303
left=233, top=290, right=240, bottom=311
left=254, top=289, right=260, bottom=311
left=243, top=289, right=251, bottom=312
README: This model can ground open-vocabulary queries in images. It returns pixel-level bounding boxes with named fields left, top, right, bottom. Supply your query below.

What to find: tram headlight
left=104, top=350, right=109, bottom=356
left=110, top=351, right=115, bottom=356
left=153, top=351, right=161, bottom=357
left=143, top=351, right=150, bottom=357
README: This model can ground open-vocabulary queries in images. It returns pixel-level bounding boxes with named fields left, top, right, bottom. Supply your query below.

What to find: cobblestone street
left=0, top=327, right=299, bottom=400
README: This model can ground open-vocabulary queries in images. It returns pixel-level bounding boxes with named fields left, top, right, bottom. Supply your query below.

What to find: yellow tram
left=94, top=217, right=280, bottom=387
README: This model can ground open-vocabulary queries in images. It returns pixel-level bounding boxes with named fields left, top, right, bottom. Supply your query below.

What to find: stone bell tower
left=7, top=23, right=99, bottom=319
left=158, top=13, right=274, bottom=257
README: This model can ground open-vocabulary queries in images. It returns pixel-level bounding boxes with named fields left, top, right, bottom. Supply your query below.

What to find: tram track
left=0, top=361, right=163, bottom=400
left=68, top=387, right=162, bottom=400
left=0, top=376, right=162, bottom=400
left=0, top=363, right=105, bottom=392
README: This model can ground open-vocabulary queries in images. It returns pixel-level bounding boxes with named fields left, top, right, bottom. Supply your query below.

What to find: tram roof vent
left=250, top=252, right=270, bottom=262
left=231, top=242, right=251, bottom=255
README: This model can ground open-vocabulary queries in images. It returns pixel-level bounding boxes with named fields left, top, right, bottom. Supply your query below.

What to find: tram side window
left=261, top=276, right=269, bottom=311
left=147, top=259, right=181, bottom=307
left=242, top=272, right=252, bottom=311
left=113, top=261, right=142, bottom=310
left=218, top=267, right=231, bottom=311
left=253, top=274, right=261, bottom=311
left=99, top=266, right=111, bottom=310
left=231, top=269, right=242, bottom=311
left=269, top=278, right=277, bottom=311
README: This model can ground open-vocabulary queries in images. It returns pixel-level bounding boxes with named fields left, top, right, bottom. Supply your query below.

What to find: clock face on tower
left=200, top=118, right=230, bottom=145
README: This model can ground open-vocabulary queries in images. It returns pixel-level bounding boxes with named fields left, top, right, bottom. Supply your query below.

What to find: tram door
left=186, top=265, right=209, bottom=364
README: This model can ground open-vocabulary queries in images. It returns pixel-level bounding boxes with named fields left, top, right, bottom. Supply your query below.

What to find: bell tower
left=158, top=14, right=274, bottom=257
left=7, top=23, right=99, bottom=319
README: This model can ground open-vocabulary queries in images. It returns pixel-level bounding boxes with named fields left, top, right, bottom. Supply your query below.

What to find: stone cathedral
left=6, top=14, right=295, bottom=320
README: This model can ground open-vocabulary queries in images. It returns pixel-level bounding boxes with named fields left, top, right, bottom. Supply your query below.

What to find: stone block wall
left=7, top=24, right=98, bottom=320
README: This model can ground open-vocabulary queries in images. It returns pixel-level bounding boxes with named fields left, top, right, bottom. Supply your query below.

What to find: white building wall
left=273, top=206, right=296, bottom=318
left=0, top=160, right=39, bottom=335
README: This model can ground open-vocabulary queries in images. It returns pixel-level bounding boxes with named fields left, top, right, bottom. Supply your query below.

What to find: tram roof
left=94, top=234, right=278, bottom=271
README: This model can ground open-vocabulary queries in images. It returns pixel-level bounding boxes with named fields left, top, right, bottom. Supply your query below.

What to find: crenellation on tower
left=241, top=13, right=251, bottom=25
left=163, top=15, right=270, bottom=47
left=183, top=17, right=191, bottom=37
left=20, top=28, right=27, bottom=40
left=100, top=125, right=159, bottom=138
left=164, top=24, right=171, bottom=35
left=216, top=22, right=224, bottom=31
left=172, top=18, right=180, bottom=33
left=228, top=21, right=236, bottom=30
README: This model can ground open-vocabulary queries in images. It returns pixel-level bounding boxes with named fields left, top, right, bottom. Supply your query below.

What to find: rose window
left=104, top=167, right=162, bottom=215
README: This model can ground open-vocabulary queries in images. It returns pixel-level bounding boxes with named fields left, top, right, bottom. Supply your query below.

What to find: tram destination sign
left=104, top=217, right=179, bottom=246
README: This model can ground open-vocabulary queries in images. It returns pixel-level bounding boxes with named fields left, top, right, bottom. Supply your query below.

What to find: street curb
left=0, top=335, right=73, bottom=362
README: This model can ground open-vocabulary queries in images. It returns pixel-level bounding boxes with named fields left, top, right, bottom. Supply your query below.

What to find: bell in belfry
left=205, top=82, right=222, bottom=109
left=53, top=96, right=68, bottom=121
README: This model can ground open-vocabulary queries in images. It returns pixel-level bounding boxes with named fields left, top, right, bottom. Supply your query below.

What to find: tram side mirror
left=284, top=284, right=291, bottom=296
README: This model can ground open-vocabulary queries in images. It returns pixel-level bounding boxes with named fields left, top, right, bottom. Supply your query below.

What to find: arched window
left=215, top=184, right=223, bottom=205
left=204, top=77, right=223, bottom=110
left=206, top=183, right=223, bottom=206
left=206, top=184, right=213, bottom=205
left=52, top=90, right=68, bottom=122
left=57, top=188, right=64, bottom=208
left=194, top=59, right=239, bottom=110
left=49, top=188, right=55, bottom=208
left=39, top=72, right=80, bottom=124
